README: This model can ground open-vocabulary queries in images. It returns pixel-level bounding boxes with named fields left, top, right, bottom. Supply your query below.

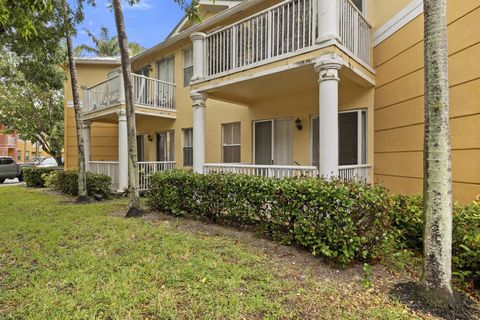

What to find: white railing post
left=232, top=25, right=238, bottom=69
left=117, top=109, right=128, bottom=192
left=191, top=91, right=208, bottom=174
left=314, top=54, right=343, bottom=179
left=118, top=73, right=125, bottom=104
left=316, top=0, right=340, bottom=43
left=267, top=11, right=273, bottom=59
left=190, top=32, right=206, bottom=81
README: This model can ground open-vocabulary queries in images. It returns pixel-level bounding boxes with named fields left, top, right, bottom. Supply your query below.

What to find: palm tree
left=422, top=0, right=454, bottom=305
left=61, top=0, right=88, bottom=202
left=75, top=26, right=144, bottom=57
left=111, top=0, right=142, bottom=217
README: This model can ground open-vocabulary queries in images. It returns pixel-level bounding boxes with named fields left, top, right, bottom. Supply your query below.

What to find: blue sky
left=71, top=0, right=185, bottom=51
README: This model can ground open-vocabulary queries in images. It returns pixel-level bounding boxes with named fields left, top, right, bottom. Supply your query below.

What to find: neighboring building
left=64, top=0, right=480, bottom=203
left=16, top=139, right=50, bottom=163
left=0, top=126, right=18, bottom=160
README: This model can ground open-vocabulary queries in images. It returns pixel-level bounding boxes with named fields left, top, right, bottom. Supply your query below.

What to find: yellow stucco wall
left=373, top=0, right=480, bottom=203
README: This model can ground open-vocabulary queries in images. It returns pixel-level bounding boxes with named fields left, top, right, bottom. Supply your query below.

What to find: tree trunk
left=422, top=0, right=454, bottom=305
left=112, top=0, right=142, bottom=217
left=62, top=0, right=88, bottom=202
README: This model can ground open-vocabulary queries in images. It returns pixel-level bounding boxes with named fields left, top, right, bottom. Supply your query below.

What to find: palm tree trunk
left=112, top=0, right=142, bottom=217
left=62, top=0, right=88, bottom=202
left=422, top=0, right=454, bottom=304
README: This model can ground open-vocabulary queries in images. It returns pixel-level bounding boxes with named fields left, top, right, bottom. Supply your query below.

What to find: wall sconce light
left=147, top=134, right=153, bottom=142
left=295, top=118, right=303, bottom=131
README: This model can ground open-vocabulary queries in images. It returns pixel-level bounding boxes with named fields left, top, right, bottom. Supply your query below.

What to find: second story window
left=222, top=122, right=241, bottom=163
left=183, top=128, right=193, bottom=166
left=157, top=56, right=175, bottom=83
left=183, top=46, right=193, bottom=87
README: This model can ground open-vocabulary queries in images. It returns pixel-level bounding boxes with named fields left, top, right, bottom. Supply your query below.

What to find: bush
left=23, top=167, right=60, bottom=188
left=46, top=170, right=112, bottom=199
left=147, top=170, right=391, bottom=265
left=390, top=194, right=480, bottom=286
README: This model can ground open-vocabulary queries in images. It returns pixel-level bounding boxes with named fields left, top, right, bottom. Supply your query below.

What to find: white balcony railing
left=338, top=0, right=371, bottom=65
left=6, top=136, right=16, bottom=146
left=132, top=74, right=175, bottom=110
left=83, top=74, right=175, bottom=112
left=204, top=163, right=372, bottom=182
left=202, top=0, right=371, bottom=79
left=88, top=161, right=120, bottom=190
left=138, top=161, right=176, bottom=191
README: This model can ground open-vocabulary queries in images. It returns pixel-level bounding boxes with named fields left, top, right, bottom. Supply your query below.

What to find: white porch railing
left=338, top=0, right=371, bottom=65
left=338, top=164, right=372, bottom=182
left=132, top=74, right=175, bottom=110
left=84, top=74, right=175, bottom=112
left=202, top=0, right=371, bottom=79
left=88, top=161, right=120, bottom=190
left=204, top=163, right=319, bottom=178
left=204, top=163, right=372, bottom=182
left=138, top=161, right=176, bottom=191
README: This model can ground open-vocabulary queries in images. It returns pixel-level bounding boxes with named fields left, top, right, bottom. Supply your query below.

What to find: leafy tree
left=0, top=0, right=55, bottom=38
left=422, top=0, right=454, bottom=305
left=75, top=26, right=144, bottom=57
left=0, top=50, right=64, bottom=165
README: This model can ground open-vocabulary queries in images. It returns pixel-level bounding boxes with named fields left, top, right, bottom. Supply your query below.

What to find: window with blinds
left=183, top=47, right=193, bottom=87
left=183, top=128, right=193, bottom=166
left=222, top=122, right=241, bottom=163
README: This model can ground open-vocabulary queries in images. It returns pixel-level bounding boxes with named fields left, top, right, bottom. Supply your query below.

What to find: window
left=183, top=128, right=193, bottom=166
left=183, top=46, right=193, bottom=87
left=0, top=157, right=13, bottom=165
left=25, top=151, right=29, bottom=162
left=222, top=122, right=241, bottom=163
left=311, top=110, right=367, bottom=166
left=157, top=56, right=175, bottom=83
left=157, top=131, right=175, bottom=161
left=17, top=152, right=21, bottom=161
left=253, top=119, right=293, bottom=165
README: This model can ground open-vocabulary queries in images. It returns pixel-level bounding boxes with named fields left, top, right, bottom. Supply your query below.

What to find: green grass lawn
left=0, top=187, right=425, bottom=320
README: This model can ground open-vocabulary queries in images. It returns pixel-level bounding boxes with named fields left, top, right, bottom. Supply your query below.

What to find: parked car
left=0, top=156, right=31, bottom=183
left=36, top=157, right=58, bottom=167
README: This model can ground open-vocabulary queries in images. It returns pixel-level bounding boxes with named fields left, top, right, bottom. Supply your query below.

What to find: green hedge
left=147, top=170, right=391, bottom=265
left=391, top=194, right=480, bottom=285
left=23, top=167, right=61, bottom=188
left=45, top=170, right=112, bottom=199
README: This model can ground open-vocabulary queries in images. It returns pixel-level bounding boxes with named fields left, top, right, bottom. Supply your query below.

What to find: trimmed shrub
left=147, top=170, right=391, bottom=265
left=46, top=170, right=112, bottom=199
left=390, top=195, right=480, bottom=286
left=23, top=167, right=60, bottom=188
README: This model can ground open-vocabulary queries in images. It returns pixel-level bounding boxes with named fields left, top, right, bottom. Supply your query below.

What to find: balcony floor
left=82, top=103, right=176, bottom=123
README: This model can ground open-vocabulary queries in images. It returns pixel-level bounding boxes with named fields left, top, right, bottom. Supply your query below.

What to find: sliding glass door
left=254, top=119, right=293, bottom=165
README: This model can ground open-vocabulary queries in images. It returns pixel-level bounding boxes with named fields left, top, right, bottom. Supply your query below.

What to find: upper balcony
left=191, top=0, right=372, bottom=86
left=82, top=72, right=176, bottom=122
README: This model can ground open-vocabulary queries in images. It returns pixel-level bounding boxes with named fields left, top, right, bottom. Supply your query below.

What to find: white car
left=36, top=157, right=58, bottom=167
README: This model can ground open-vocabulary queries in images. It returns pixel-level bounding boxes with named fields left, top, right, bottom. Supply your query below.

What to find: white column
left=82, top=120, right=91, bottom=170
left=317, top=0, right=340, bottom=43
left=190, top=32, right=206, bottom=81
left=191, top=91, right=208, bottom=173
left=118, top=109, right=128, bottom=191
left=314, top=54, right=343, bottom=178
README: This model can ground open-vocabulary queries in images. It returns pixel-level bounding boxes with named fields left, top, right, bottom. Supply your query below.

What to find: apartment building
left=0, top=126, right=18, bottom=159
left=63, top=0, right=480, bottom=203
